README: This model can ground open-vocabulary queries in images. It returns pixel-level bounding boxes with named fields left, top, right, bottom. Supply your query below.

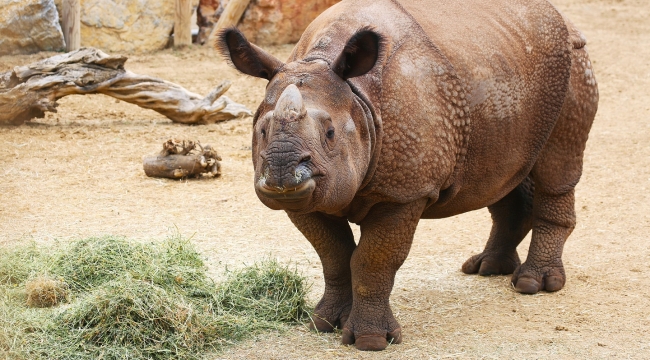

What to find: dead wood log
left=0, top=47, right=252, bottom=126
left=143, top=139, right=222, bottom=179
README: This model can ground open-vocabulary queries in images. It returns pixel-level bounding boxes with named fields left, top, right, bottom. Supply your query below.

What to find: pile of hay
left=50, top=236, right=215, bottom=297
left=0, top=236, right=311, bottom=359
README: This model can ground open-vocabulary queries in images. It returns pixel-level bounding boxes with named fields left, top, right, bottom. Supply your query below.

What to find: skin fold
left=216, top=0, right=598, bottom=351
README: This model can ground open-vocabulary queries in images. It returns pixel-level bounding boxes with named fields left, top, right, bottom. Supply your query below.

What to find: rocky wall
left=0, top=0, right=65, bottom=55
left=4, top=0, right=330, bottom=55
left=197, top=0, right=340, bottom=45
left=54, top=0, right=194, bottom=53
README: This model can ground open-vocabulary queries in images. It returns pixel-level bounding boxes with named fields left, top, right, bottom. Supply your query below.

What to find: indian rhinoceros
left=217, top=0, right=598, bottom=351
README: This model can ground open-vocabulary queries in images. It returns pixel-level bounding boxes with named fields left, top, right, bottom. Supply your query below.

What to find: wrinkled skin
left=216, top=0, right=598, bottom=351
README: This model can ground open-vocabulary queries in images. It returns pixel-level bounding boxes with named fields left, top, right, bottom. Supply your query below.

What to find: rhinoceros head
left=217, top=28, right=380, bottom=213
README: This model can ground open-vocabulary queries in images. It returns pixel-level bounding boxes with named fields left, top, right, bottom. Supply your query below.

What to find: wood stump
left=143, top=139, right=222, bottom=179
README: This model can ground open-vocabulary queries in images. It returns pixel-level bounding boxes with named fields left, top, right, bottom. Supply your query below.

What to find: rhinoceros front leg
left=342, top=199, right=427, bottom=351
left=462, top=176, right=534, bottom=276
left=287, top=212, right=356, bottom=332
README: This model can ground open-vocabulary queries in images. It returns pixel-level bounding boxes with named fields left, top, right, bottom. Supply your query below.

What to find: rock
left=0, top=0, right=65, bottom=55
left=240, top=0, right=340, bottom=45
left=196, top=0, right=221, bottom=44
left=197, top=0, right=339, bottom=45
left=54, top=0, right=62, bottom=22
left=78, top=0, right=176, bottom=53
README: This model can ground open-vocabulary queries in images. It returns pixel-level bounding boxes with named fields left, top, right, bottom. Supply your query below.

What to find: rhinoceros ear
left=332, top=29, right=381, bottom=80
left=215, top=27, right=284, bottom=80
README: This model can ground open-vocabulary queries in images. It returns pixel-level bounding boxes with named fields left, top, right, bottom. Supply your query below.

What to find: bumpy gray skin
left=217, top=0, right=598, bottom=351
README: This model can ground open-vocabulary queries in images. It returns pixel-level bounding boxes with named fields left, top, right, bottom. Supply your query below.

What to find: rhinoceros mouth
left=256, top=178, right=316, bottom=201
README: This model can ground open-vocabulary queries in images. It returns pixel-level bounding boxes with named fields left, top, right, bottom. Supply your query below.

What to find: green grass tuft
left=51, top=236, right=146, bottom=291
left=215, top=259, right=311, bottom=323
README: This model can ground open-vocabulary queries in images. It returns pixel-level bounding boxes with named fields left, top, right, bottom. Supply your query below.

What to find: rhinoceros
left=217, top=0, right=598, bottom=351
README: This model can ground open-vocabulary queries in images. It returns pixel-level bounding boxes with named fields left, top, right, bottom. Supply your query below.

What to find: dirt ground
left=1, top=0, right=649, bottom=358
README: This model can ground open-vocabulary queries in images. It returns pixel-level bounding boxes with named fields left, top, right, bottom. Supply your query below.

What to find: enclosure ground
left=1, top=0, right=649, bottom=358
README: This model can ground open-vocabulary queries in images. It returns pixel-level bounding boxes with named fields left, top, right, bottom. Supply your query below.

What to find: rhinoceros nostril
left=260, top=151, right=268, bottom=162
left=294, top=155, right=313, bottom=185
left=299, top=154, right=312, bottom=164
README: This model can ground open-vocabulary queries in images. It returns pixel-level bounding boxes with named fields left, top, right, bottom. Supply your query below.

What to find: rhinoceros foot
left=341, top=327, right=402, bottom=351
left=340, top=305, right=402, bottom=351
left=461, top=251, right=521, bottom=276
left=511, top=259, right=566, bottom=294
left=309, top=292, right=352, bottom=333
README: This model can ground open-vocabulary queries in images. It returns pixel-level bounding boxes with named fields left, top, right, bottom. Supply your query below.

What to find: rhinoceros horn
left=275, top=84, right=307, bottom=123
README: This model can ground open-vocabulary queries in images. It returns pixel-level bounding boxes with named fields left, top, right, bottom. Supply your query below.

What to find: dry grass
left=25, top=275, right=69, bottom=308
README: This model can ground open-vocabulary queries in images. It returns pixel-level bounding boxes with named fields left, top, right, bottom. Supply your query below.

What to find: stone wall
left=0, top=0, right=65, bottom=55
left=4, top=0, right=334, bottom=55
left=196, top=0, right=221, bottom=44
left=54, top=0, right=202, bottom=53
left=79, top=0, right=176, bottom=52
left=197, top=0, right=340, bottom=45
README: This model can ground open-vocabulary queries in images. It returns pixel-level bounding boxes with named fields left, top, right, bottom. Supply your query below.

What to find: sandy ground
left=1, top=0, right=649, bottom=358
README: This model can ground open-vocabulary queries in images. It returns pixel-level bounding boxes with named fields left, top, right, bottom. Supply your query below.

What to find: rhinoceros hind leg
left=511, top=44, right=597, bottom=294
left=512, top=256, right=566, bottom=294
left=462, top=176, right=534, bottom=276
left=310, top=308, right=350, bottom=333
left=510, top=187, right=576, bottom=294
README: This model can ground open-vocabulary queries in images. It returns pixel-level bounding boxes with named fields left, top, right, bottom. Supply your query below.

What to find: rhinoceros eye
left=261, top=128, right=266, bottom=137
left=326, top=127, right=335, bottom=139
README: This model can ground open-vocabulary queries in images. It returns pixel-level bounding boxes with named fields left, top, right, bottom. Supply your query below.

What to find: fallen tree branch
left=143, top=139, right=222, bottom=179
left=0, top=47, right=252, bottom=125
